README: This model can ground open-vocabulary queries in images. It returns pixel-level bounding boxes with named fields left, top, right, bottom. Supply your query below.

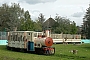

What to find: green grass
left=0, top=44, right=90, bottom=60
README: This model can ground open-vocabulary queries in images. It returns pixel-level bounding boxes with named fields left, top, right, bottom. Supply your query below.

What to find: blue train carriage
left=7, top=31, right=55, bottom=55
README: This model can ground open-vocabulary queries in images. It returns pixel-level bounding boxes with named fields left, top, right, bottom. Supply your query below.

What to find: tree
left=19, top=11, right=34, bottom=31
left=70, top=21, right=77, bottom=34
left=0, top=3, right=10, bottom=31
left=52, top=15, right=77, bottom=34
left=38, top=13, right=45, bottom=31
left=33, top=20, right=42, bottom=31
left=0, top=3, right=34, bottom=31
left=82, top=4, right=90, bottom=38
left=0, top=3, right=24, bottom=31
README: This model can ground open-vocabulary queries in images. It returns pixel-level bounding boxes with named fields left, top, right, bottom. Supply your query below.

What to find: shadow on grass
left=80, top=44, right=90, bottom=49
left=0, top=45, right=7, bottom=50
left=81, top=46, right=90, bottom=50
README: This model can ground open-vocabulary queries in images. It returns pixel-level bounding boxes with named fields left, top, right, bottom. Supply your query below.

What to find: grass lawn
left=0, top=44, right=90, bottom=60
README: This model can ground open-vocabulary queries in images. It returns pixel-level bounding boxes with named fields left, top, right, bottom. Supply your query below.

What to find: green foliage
left=38, top=13, right=45, bottom=24
left=19, top=11, right=34, bottom=31
left=33, top=20, right=42, bottom=31
left=52, top=15, right=78, bottom=34
left=0, top=3, right=24, bottom=31
left=0, top=3, right=34, bottom=31
left=70, top=21, right=77, bottom=34
left=0, top=3, right=10, bottom=31
left=38, top=13, right=45, bottom=31
left=82, top=4, right=90, bottom=38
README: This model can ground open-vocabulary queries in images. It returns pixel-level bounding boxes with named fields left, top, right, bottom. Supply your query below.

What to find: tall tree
left=82, top=4, right=90, bottom=38
left=70, top=21, right=77, bottom=34
left=38, top=13, right=45, bottom=31
left=0, top=3, right=10, bottom=31
left=33, top=20, right=42, bottom=31
left=0, top=3, right=24, bottom=31
left=19, top=11, right=34, bottom=31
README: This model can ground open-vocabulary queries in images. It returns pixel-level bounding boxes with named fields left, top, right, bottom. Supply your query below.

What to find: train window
left=23, top=36, right=25, bottom=41
left=17, top=33, right=18, bottom=41
left=20, top=35, right=22, bottom=41
left=15, top=35, right=17, bottom=41
left=11, top=35, right=13, bottom=41
left=2, top=32, right=6, bottom=35
left=13, top=33, right=18, bottom=41
left=34, top=33, right=37, bottom=37
left=18, top=33, right=22, bottom=41
left=29, top=33, right=30, bottom=35
left=13, top=35, right=15, bottom=41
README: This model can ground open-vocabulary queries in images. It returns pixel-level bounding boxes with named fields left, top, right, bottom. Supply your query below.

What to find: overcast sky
left=0, top=0, right=90, bottom=26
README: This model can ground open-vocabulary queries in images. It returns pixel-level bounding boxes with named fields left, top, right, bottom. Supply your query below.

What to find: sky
left=0, top=0, right=90, bottom=26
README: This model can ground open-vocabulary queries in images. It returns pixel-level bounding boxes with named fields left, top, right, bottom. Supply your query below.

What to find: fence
left=51, top=34, right=81, bottom=39
left=0, top=40, right=7, bottom=45
left=81, top=39, right=90, bottom=43
left=0, top=32, right=8, bottom=40
left=0, top=32, right=8, bottom=45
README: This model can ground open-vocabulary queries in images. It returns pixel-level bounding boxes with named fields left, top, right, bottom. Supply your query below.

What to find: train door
left=27, top=32, right=34, bottom=51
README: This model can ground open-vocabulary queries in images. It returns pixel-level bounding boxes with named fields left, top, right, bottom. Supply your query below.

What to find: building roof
left=44, top=17, right=55, bottom=30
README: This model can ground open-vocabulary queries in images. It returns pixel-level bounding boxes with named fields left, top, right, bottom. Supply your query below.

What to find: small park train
left=7, top=31, right=55, bottom=55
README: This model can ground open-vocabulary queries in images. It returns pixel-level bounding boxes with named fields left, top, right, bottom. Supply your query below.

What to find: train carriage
left=7, top=31, right=55, bottom=55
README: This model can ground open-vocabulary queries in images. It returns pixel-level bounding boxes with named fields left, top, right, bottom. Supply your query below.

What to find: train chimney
left=45, top=30, right=50, bottom=37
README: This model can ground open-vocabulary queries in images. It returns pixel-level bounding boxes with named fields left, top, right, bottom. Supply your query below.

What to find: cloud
left=29, top=10, right=41, bottom=20
left=19, top=0, right=57, bottom=4
left=0, top=0, right=19, bottom=6
left=69, top=17, right=83, bottom=26
left=31, top=10, right=40, bottom=13
left=71, top=12, right=84, bottom=17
